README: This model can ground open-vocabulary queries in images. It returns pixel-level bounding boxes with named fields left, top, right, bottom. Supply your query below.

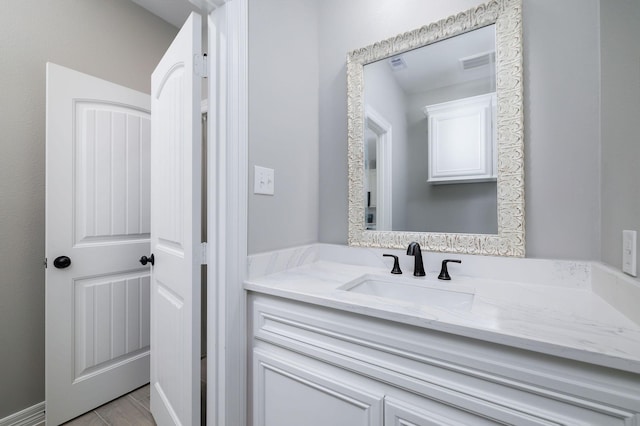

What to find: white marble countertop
left=244, top=260, right=640, bottom=374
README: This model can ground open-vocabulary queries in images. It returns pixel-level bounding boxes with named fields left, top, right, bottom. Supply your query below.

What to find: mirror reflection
left=363, top=24, right=498, bottom=234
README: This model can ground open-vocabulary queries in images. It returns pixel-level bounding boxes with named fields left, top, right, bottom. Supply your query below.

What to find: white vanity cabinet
left=249, top=293, right=640, bottom=426
left=252, top=347, right=384, bottom=426
left=423, top=93, right=496, bottom=184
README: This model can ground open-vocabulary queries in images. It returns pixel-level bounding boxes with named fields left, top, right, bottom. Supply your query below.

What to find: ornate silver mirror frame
left=347, top=0, right=524, bottom=257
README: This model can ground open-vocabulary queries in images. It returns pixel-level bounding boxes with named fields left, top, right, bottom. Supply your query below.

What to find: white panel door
left=150, top=12, right=202, bottom=426
left=45, top=63, right=151, bottom=425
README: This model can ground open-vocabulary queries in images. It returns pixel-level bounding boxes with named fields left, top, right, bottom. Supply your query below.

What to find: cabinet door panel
left=384, top=395, right=501, bottom=426
left=425, top=93, right=496, bottom=183
left=253, top=348, right=383, bottom=426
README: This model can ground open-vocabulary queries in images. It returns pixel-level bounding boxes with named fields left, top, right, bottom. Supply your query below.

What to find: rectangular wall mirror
left=348, top=0, right=525, bottom=256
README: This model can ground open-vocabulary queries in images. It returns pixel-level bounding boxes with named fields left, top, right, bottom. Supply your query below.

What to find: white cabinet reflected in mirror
left=348, top=0, right=525, bottom=256
left=424, top=92, right=496, bottom=185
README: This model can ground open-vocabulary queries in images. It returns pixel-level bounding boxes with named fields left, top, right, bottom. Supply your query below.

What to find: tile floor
left=63, top=385, right=154, bottom=425
left=58, top=358, right=207, bottom=425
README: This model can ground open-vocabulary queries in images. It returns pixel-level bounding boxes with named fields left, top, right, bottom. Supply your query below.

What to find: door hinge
left=200, top=242, right=208, bottom=265
left=195, top=53, right=208, bottom=78
left=44, top=258, right=47, bottom=269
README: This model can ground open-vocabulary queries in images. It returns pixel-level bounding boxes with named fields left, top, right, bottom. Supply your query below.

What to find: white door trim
left=206, top=0, right=248, bottom=425
left=364, top=106, right=393, bottom=231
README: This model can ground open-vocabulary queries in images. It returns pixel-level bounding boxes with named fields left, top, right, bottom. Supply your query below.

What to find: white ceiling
left=130, top=0, right=200, bottom=27
left=366, top=25, right=496, bottom=94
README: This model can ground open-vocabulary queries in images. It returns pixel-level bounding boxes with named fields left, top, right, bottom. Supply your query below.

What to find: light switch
left=254, top=165, right=275, bottom=195
left=622, top=230, right=637, bottom=277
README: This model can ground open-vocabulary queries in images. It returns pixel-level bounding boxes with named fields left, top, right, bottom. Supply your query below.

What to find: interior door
left=45, top=63, right=151, bottom=425
left=150, top=12, right=202, bottom=425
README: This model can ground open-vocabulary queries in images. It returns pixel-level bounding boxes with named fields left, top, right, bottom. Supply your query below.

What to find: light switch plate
left=622, top=230, right=637, bottom=277
left=254, top=166, right=275, bottom=195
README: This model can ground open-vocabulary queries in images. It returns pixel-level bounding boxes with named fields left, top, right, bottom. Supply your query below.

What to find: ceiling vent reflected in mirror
left=460, top=51, right=496, bottom=70
left=388, top=56, right=408, bottom=71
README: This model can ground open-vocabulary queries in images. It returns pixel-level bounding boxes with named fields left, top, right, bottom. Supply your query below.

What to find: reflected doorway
left=364, top=107, right=393, bottom=231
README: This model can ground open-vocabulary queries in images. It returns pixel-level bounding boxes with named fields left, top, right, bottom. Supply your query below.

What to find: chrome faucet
left=406, top=242, right=425, bottom=276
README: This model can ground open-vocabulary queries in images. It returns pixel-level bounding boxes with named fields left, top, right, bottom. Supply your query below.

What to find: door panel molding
left=73, top=272, right=150, bottom=379
left=73, top=100, right=151, bottom=245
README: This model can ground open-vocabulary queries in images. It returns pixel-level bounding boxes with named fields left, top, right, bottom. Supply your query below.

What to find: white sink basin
left=339, top=274, right=475, bottom=310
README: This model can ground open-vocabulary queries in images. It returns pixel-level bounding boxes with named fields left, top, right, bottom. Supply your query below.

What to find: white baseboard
left=0, top=402, right=45, bottom=426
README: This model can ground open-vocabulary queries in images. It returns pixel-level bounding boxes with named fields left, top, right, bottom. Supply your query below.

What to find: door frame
left=364, top=106, right=393, bottom=231
left=201, top=1, right=249, bottom=425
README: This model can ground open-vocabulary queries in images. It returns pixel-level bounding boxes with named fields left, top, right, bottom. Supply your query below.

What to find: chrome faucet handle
left=383, top=254, right=402, bottom=274
left=438, top=259, right=462, bottom=280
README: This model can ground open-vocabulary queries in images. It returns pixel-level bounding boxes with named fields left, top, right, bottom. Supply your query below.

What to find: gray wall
left=317, top=0, right=602, bottom=260
left=318, top=0, right=487, bottom=246
left=247, top=0, right=640, bottom=266
left=600, top=0, right=640, bottom=277
left=521, top=0, right=601, bottom=260
left=0, top=0, right=177, bottom=418
left=363, top=60, right=409, bottom=230
left=248, top=0, right=320, bottom=254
